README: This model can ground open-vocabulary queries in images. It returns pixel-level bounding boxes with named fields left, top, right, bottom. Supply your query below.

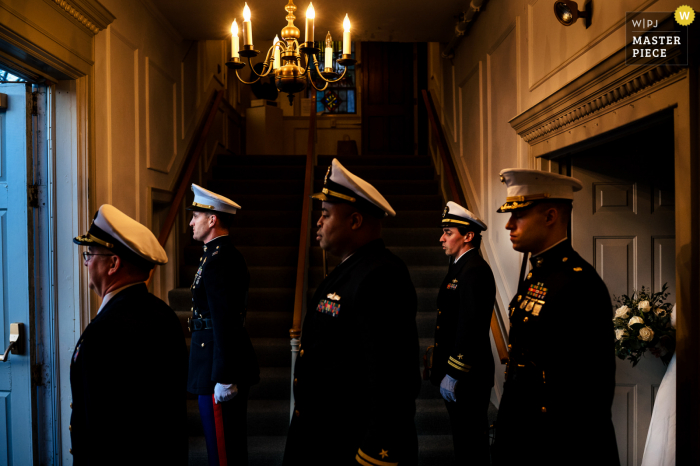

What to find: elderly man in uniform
left=70, top=205, right=187, bottom=466
left=187, top=184, right=259, bottom=466
left=431, top=201, right=495, bottom=465
left=493, top=169, right=619, bottom=466
left=282, top=158, right=421, bottom=466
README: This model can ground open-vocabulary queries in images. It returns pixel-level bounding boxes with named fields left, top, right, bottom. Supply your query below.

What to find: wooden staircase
left=169, top=152, right=497, bottom=465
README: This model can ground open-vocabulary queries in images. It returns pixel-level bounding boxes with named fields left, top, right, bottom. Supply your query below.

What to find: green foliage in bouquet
left=612, top=283, right=675, bottom=367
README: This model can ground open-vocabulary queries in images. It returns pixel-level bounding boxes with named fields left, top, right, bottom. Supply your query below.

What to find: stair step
left=209, top=179, right=305, bottom=195
left=232, top=228, right=300, bottom=247
left=251, top=337, right=293, bottom=367
left=247, top=311, right=294, bottom=338
left=249, top=366, right=291, bottom=400
left=216, top=154, right=306, bottom=166
left=417, top=435, right=457, bottom=465
left=213, top=165, right=306, bottom=180
left=417, top=312, right=436, bottom=338
left=318, top=155, right=433, bottom=167
left=382, top=228, right=443, bottom=246
left=314, top=165, right=435, bottom=181
left=224, top=194, right=305, bottom=211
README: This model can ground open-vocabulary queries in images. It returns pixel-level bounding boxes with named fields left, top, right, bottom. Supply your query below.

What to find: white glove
left=440, top=374, right=458, bottom=403
left=214, top=383, right=238, bottom=404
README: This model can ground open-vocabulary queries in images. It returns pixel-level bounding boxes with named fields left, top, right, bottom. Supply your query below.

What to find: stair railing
left=289, top=95, right=316, bottom=419
left=421, top=89, right=510, bottom=364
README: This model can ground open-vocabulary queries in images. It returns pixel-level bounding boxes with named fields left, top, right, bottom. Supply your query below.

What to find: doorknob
left=0, top=323, right=22, bottom=362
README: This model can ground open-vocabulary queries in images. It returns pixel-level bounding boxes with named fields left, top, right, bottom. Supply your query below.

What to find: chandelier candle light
left=226, top=0, right=356, bottom=105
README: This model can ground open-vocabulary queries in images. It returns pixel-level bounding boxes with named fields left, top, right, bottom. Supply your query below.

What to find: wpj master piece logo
left=625, top=6, right=692, bottom=65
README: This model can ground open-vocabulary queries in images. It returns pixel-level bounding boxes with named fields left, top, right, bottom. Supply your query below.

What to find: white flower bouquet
left=612, top=284, right=675, bottom=366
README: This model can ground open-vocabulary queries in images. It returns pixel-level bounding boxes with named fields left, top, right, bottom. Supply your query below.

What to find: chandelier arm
left=308, top=75, right=329, bottom=92
left=247, top=47, right=275, bottom=78
left=299, top=53, right=312, bottom=77
left=235, top=68, right=263, bottom=85
left=314, top=58, right=349, bottom=84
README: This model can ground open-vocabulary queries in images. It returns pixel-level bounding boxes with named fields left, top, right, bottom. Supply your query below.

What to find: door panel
left=361, top=42, right=414, bottom=155
left=0, top=83, right=34, bottom=465
left=568, top=115, right=675, bottom=466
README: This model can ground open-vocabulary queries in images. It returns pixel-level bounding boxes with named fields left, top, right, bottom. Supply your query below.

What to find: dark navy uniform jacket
left=187, top=235, right=259, bottom=394
left=69, top=283, right=188, bottom=466
left=494, top=240, right=619, bottom=466
left=431, top=248, right=496, bottom=389
left=284, top=239, right=421, bottom=466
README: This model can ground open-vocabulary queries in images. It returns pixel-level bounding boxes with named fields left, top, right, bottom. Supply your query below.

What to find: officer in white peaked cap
left=493, top=169, right=619, bottom=466
left=283, top=158, right=420, bottom=466
left=429, top=201, right=495, bottom=465
left=186, top=183, right=259, bottom=466
left=70, top=205, right=187, bottom=465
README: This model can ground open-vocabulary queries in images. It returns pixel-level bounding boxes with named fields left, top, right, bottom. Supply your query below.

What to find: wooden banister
left=290, top=96, right=316, bottom=340
left=156, top=89, right=226, bottom=248
left=421, top=89, right=510, bottom=364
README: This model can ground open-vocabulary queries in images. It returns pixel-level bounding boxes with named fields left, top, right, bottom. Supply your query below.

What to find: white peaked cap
left=312, top=158, right=396, bottom=217
left=74, top=204, right=168, bottom=265
left=189, top=183, right=241, bottom=215
left=497, top=168, right=583, bottom=212
left=442, top=201, right=487, bottom=231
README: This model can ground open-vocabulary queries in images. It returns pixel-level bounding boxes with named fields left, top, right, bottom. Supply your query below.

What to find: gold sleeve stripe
left=448, top=360, right=471, bottom=373
left=357, top=449, right=398, bottom=466
left=448, top=356, right=471, bottom=368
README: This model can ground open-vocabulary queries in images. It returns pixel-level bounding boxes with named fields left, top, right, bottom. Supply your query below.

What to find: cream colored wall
left=93, top=1, right=240, bottom=303
left=428, top=0, right=700, bottom=405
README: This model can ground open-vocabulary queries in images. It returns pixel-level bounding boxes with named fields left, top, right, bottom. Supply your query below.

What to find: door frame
left=509, top=44, right=700, bottom=462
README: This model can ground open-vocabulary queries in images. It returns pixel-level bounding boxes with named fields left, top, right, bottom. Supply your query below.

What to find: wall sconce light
left=553, top=0, right=591, bottom=28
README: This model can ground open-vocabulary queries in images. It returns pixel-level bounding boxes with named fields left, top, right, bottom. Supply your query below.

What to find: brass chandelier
left=226, top=0, right=356, bottom=105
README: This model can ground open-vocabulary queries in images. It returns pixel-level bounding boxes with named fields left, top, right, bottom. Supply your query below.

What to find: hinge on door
left=28, top=184, right=39, bottom=208
left=31, top=91, right=38, bottom=116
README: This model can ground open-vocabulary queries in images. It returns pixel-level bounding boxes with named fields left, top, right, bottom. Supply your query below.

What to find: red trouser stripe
left=212, top=394, right=228, bottom=466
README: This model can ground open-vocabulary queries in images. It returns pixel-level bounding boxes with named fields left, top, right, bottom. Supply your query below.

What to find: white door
left=565, top=116, right=675, bottom=466
left=0, top=83, right=37, bottom=464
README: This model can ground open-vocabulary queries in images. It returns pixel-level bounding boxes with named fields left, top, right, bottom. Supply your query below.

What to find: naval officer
left=282, top=159, right=421, bottom=466
left=187, top=184, right=260, bottom=466
left=492, top=169, right=619, bottom=466
left=71, top=205, right=187, bottom=466
left=432, top=201, right=495, bottom=465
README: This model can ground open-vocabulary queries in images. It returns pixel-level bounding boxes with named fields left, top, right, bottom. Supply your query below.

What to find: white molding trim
left=510, top=48, right=686, bottom=147
left=43, top=0, right=116, bottom=35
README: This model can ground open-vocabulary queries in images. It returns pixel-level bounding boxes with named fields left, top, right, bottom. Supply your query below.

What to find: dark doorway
left=361, top=42, right=415, bottom=155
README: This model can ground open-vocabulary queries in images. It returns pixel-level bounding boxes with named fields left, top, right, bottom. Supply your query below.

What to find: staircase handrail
left=289, top=96, right=316, bottom=418
left=421, top=89, right=510, bottom=364
left=151, top=89, right=225, bottom=255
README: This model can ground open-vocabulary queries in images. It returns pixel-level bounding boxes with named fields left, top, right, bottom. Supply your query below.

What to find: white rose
left=653, top=308, right=667, bottom=318
left=614, top=305, right=630, bottom=319
left=638, top=300, right=651, bottom=312
left=628, top=316, right=645, bottom=327
left=615, top=329, right=629, bottom=340
left=638, top=326, right=654, bottom=342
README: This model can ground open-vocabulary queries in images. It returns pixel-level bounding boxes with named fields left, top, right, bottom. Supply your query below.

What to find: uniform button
left=523, top=317, right=529, bottom=322
left=435, top=343, right=438, bottom=347
left=201, top=343, right=205, bottom=347
left=438, top=311, right=442, bottom=315
left=527, top=273, right=532, bottom=279
left=436, top=326, right=440, bottom=330
left=562, top=257, right=568, bottom=262
left=70, top=402, right=73, bottom=409
left=300, top=349, right=304, bottom=357
left=69, top=425, right=72, bottom=432
left=294, top=378, right=298, bottom=386
left=294, top=409, right=300, bottom=417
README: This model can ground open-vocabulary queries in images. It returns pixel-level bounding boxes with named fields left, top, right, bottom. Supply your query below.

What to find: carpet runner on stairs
left=169, top=154, right=306, bottom=465
left=169, top=153, right=497, bottom=465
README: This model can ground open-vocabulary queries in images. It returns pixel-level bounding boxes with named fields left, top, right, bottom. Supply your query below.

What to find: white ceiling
left=149, top=0, right=466, bottom=42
